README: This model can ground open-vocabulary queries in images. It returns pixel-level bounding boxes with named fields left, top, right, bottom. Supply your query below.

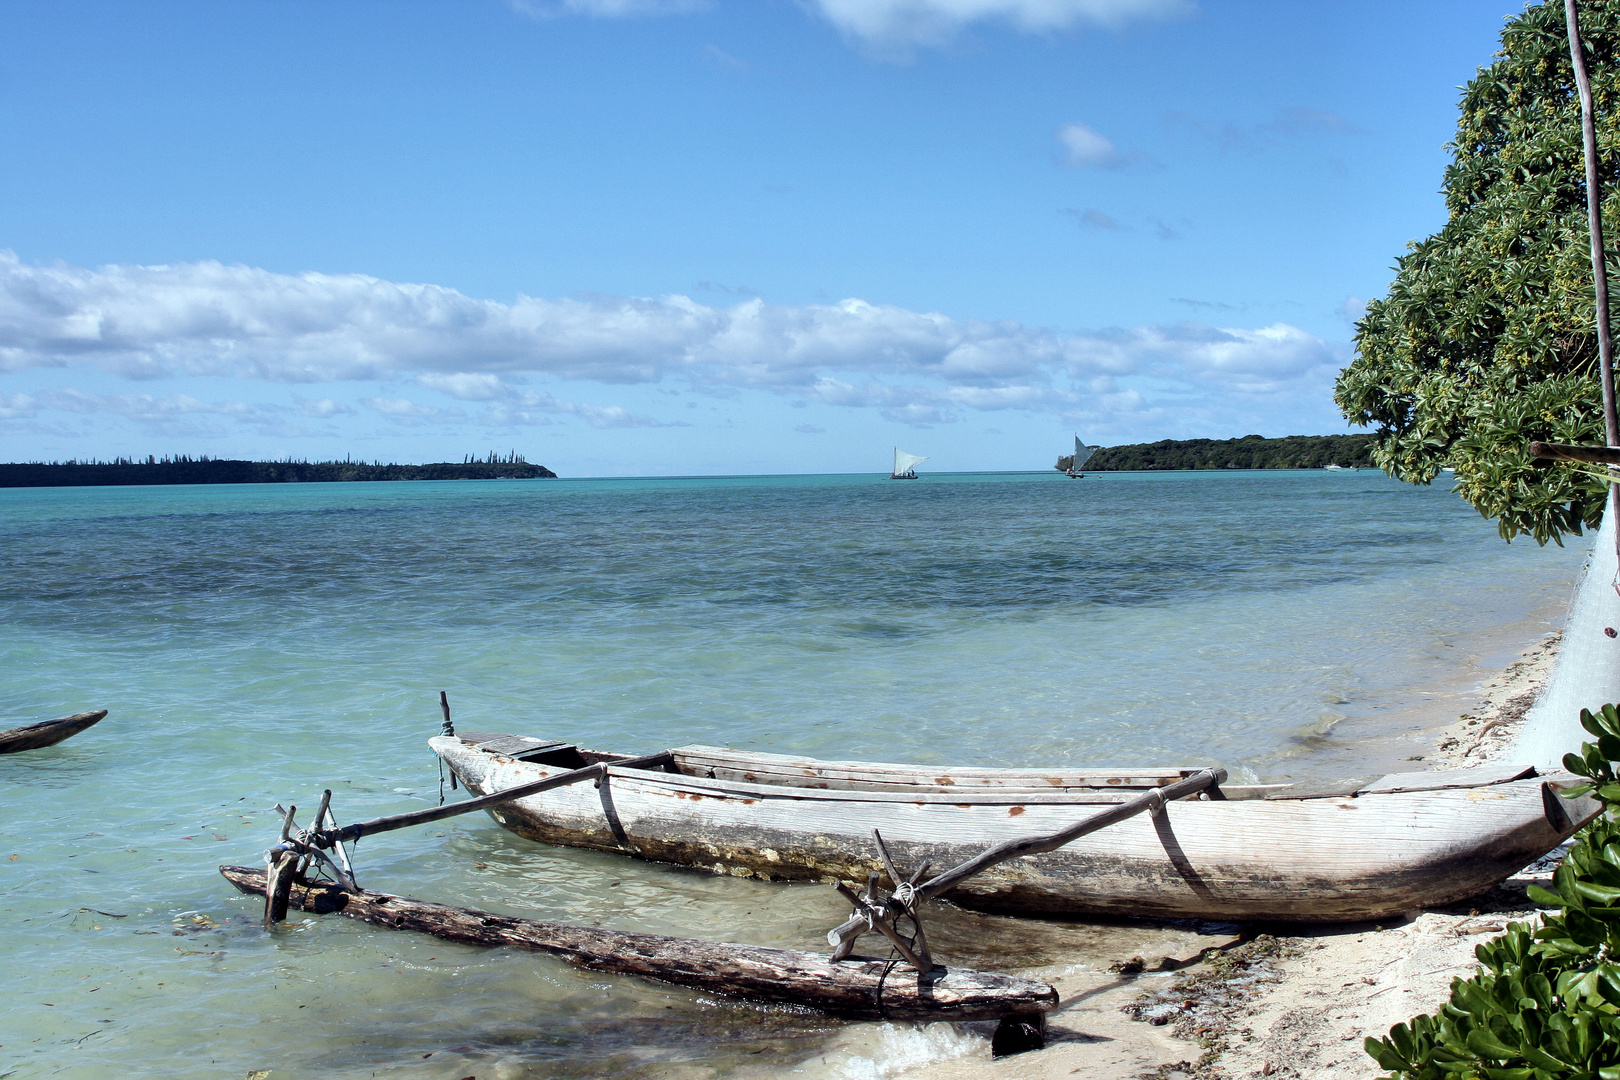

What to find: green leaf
left=1468, top=1027, right=1522, bottom=1060
left=1365, top=1037, right=1411, bottom=1072
left=1574, top=880, right=1620, bottom=904
left=1527, top=884, right=1564, bottom=907
left=1523, top=1044, right=1573, bottom=1072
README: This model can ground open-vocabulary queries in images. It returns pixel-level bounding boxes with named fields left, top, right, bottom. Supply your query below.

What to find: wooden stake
left=439, top=692, right=456, bottom=789
left=263, top=849, right=297, bottom=928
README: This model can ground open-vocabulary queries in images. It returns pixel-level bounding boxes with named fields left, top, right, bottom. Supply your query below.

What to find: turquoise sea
left=0, top=470, right=1590, bottom=1079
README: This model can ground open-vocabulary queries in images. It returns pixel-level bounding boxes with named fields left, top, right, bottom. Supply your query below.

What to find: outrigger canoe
left=431, top=733, right=1599, bottom=923
left=0, top=710, right=107, bottom=754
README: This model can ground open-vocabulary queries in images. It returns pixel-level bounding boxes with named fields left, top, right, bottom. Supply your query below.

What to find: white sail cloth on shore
left=893, top=448, right=927, bottom=475
left=1512, top=508, right=1620, bottom=768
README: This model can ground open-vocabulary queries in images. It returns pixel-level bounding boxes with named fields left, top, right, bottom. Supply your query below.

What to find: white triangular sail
left=892, top=448, right=928, bottom=475
left=1071, top=435, right=1097, bottom=470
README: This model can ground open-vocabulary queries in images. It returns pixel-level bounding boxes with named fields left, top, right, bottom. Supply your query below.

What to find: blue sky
left=0, top=0, right=1522, bottom=475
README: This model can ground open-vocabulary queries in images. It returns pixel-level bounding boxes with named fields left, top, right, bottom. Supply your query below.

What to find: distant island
left=1060, top=434, right=1375, bottom=472
left=0, top=453, right=557, bottom=488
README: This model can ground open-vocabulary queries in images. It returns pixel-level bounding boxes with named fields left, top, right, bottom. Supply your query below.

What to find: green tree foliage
left=1366, top=704, right=1620, bottom=1079
left=1334, top=0, right=1620, bottom=545
left=1079, top=434, right=1374, bottom=471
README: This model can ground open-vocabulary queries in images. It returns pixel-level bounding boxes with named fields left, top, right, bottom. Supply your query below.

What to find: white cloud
left=808, top=0, right=1191, bottom=49
left=42, top=389, right=256, bottom=421
left=1056, top=122, right=1121, bottom=168
left=294, top=396, right=355, bottom=417
left=19, top=389, right=320, bottom=439
left=362, top=397, right=446, bottom=419
left=417, top=373, right=676, bottom=429
left=0, top=251, right=1338, bottom=430
left=418, top=372, right=506, bottom=401
left=0, top=392, right=37, bottom=420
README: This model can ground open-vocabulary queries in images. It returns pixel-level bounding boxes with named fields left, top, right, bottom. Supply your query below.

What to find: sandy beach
left=900, top=630, right=1571, bottom=1080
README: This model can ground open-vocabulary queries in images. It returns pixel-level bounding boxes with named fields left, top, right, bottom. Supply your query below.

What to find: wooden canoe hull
left=0, top=710, right=106, bottom=754
left=218, top=865, right=1057, bottom=1022
left=432, top=736, right=1599, bottom=923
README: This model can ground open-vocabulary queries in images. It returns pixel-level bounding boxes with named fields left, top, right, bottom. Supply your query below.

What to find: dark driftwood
left=319, top=750, right=674, bottom=846
left=219, top=866, right=1057, bottom=1022
left=0, top=710, right=107, bottom=754
left=1529, top=441, right=1620, bottom=465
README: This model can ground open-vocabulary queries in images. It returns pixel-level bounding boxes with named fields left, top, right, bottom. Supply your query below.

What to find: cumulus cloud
left=1056, top=122, right=1122, bottom=168
left=294, top=396, right=355, bottom=417
left=0, top=251, right=1339, bottom=430
left=0, top=392, right=37, bottom=420
left=19, top=389, right=316, bottom=439
left=808, top=0, right=1192, bottom=50
left=416, top=372, right=675, bottom=428
left=362, top=397, right=450, bottom=419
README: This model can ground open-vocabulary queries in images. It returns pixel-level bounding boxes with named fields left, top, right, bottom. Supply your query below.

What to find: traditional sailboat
left=1062, top=435, right=1097, bottom=478
left=890, top=447, right=927, bottom=479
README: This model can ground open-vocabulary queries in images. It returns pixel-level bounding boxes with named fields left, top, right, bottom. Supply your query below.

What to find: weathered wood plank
left=218, top=866, right=1058, bottom=1022
left=1263, top=776, right=1381, bottom=801
left=1356, top=765, right=1537, bottom=795
left=0, top=710, right=107, bottom=754
left=458, top=734, right=573, bottom=759
left=673, top=744, right=1193, bottom=791
left=605, top=767, right=1134, bottom=805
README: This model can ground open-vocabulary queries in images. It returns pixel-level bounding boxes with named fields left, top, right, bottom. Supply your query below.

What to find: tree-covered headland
left=0, top=452, right=557, bottom=487
left=1335, top=0, right=1620, bottom=544
left=1063, top=434, right=1375, bottom=472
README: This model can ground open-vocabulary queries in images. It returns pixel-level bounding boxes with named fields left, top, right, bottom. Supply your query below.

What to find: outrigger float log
left=218, top=866, right=1057, bottom=1023
left=225, top=699, right=1239, bottom=1039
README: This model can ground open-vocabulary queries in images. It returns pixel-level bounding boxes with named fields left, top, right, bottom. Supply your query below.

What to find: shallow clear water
left=0, top=470, right=1587, bottom=1078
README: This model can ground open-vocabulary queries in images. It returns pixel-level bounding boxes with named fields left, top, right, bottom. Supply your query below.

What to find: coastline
left=899, top=629, right=1569, bottom=1080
